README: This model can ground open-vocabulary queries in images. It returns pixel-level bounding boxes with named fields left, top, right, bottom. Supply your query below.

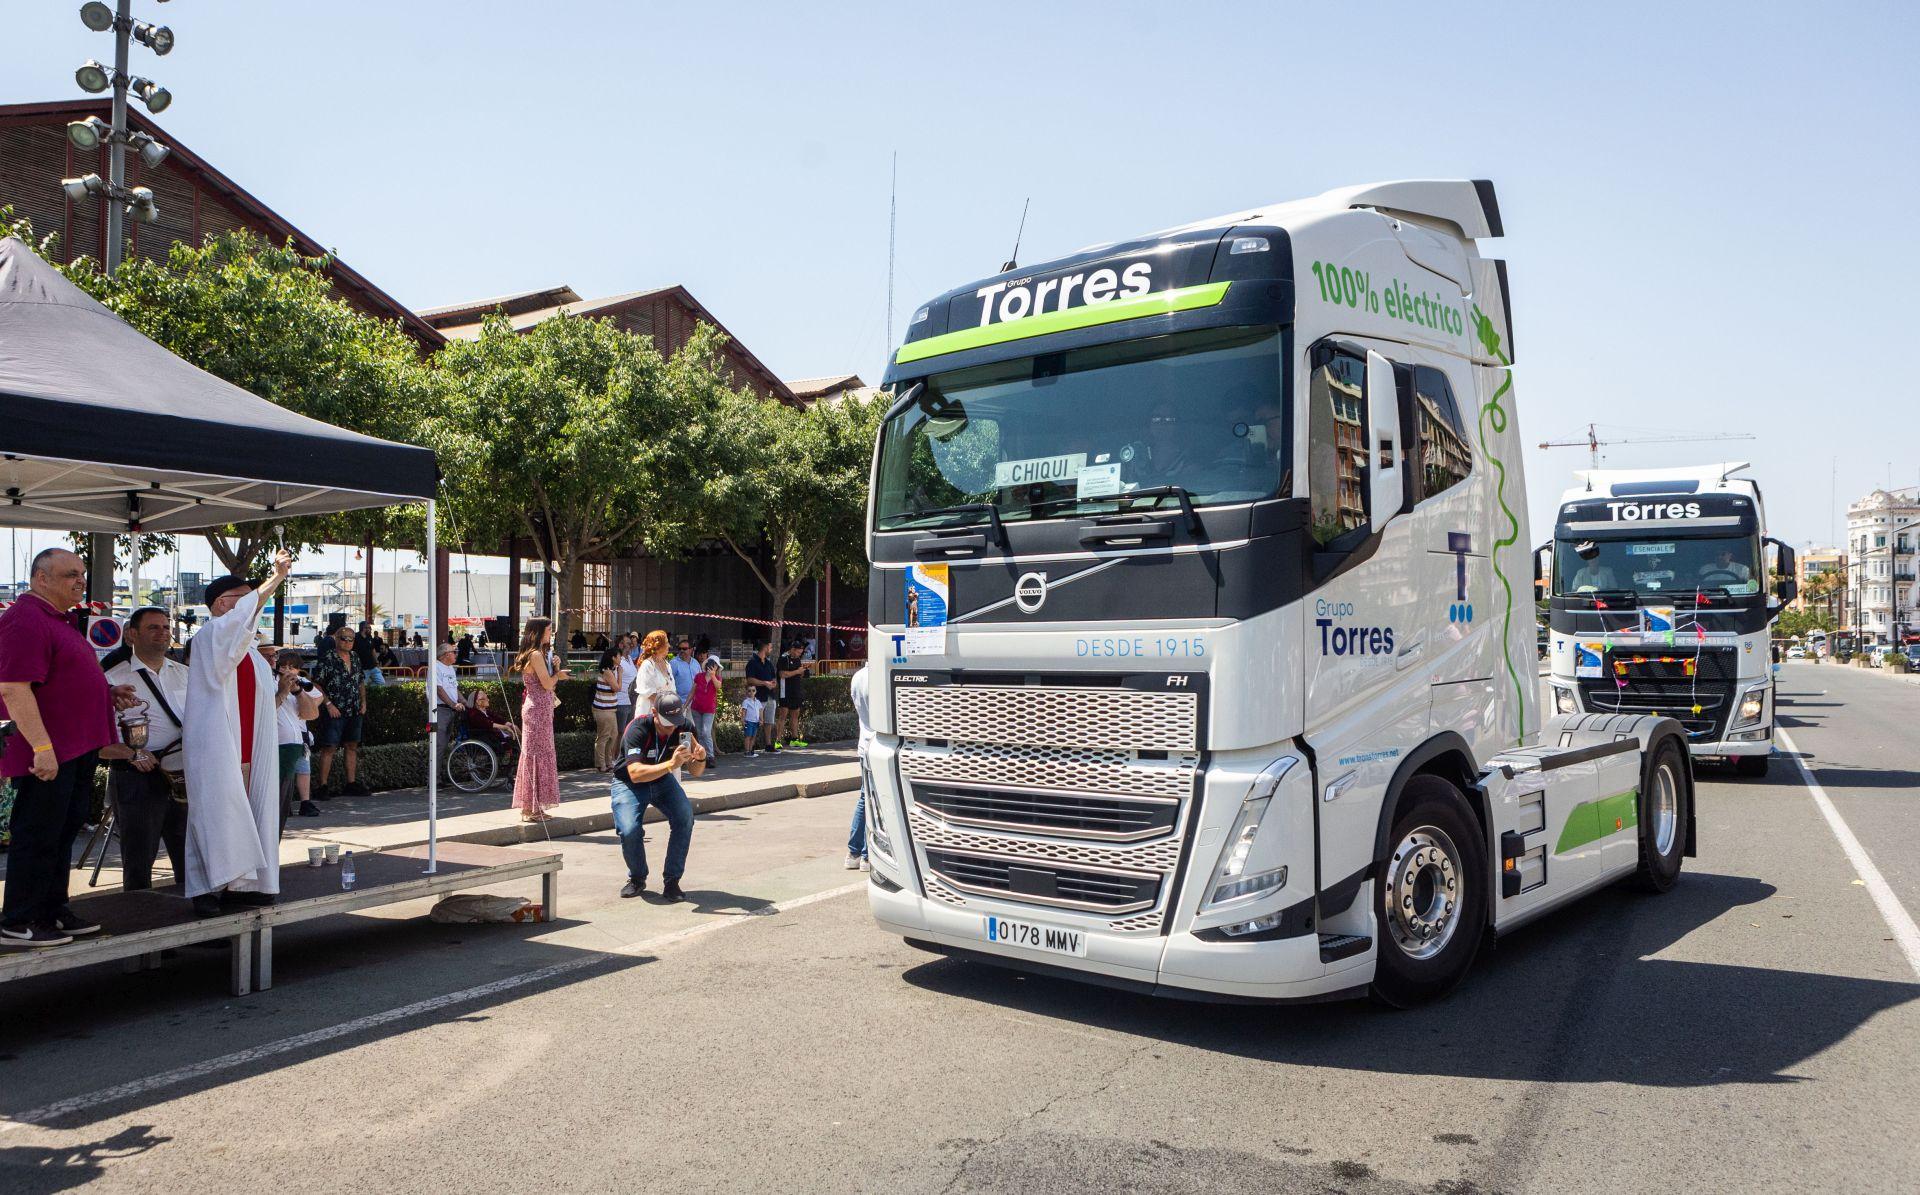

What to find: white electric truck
left=862, top=180, right=1695, bottom=1006
left=1545, top=465, right=1793, bottom=777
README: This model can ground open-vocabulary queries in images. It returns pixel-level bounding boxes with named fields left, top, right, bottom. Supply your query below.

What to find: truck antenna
left=1000, top=198, right=1030, bottom=273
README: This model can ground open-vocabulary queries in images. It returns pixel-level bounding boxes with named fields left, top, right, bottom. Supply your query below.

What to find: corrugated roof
left=418, top=285, right=581, bottom=322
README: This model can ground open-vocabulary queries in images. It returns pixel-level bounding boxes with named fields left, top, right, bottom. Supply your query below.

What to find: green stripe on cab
left=894, top=282, right=1233, bottom=365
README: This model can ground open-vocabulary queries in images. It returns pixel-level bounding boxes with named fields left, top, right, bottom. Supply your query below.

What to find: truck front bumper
left=868, top=882, right=1371, bottom=1004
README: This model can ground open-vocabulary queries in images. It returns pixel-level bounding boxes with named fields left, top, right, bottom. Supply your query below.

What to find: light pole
left=64, top=0, right=175, bottom=604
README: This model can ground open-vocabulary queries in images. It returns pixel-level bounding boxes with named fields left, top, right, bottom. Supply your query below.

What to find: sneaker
left=0, top=922, right=72, bottom=948
left=620, top=879, right=645, bottom=899
left=767, top=744, right=780, bottom=754
left=191, top=894, right=224, bottom=918
left=661, top=880, right=687, bottom=903
left=844, top=854, right=862, bottom=870
left=222, top=891, right=275, bottom=908
left=859, top=858, right=871, bottom=872
left=299, top=800, right=322, bottom=818
left=315, top=784, right=338, bottom=801
left=51, top=910, right=101, bottom=937
left=788, top=739, right=810, bottom=748
left=342, top=780, right=372, bottom=797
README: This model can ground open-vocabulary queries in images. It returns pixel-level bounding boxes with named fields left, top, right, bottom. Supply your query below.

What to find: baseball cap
left=652, top=694, right=689, bottom=727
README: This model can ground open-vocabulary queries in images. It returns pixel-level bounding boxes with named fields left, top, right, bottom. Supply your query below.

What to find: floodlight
left=128, top=131, right=170, bottom=170
left=66, top=115, right=113, bottom=150
left=134, top=22, right=174, bottom=55
left=128, top=187, right=160, bottom=224
left=75, top=59, right=111, bottom=93
left=61, top=173, right=105, bottom=203
left=131, top=77, right=171, bottom=113
left=79, top=2, right=115, bottom=32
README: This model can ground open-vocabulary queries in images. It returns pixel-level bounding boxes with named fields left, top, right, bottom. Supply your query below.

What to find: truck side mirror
left=1365, top=351, right=1402, bottom=535
left=1766, top=537, right=1798, bottom=604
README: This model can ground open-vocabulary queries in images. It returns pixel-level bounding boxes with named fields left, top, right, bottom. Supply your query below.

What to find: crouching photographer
left=608, top=693, right=704, bottom=904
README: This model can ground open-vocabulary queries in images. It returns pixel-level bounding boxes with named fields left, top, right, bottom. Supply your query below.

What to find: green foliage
left=359, top=678, right=599, bottom=746
left=718, top=671, right=852, bottom=712
left=354, top=731, right=596, bottom=792
left=1774, top=606, right=1835, bottom=640
left=696, top=388, right=884, bottom=624
left=431, top=315, right=722, bottom=639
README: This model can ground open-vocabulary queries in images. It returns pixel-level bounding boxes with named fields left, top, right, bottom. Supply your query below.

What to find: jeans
left=110, top=764, right=186, bottom=892
left=847, top=785, right=867, bottom=859
left=610, top=770, right=693, bottom=883
left=616, top=703, right=633, bottom=737
left=690, top=710, right=717, bottom=761
left=2, top=751, right=100, bottom=927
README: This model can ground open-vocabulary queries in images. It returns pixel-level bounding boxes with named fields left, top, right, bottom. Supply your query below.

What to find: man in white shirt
left=431, top=642, right=463, bottom=752
left=103, top=607, right=190, bottom=892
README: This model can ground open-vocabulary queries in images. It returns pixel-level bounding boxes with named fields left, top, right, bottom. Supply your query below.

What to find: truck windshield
left=874, top=326, right=1287, bottom=531
left=1555, top=534, right=1762, bottom=598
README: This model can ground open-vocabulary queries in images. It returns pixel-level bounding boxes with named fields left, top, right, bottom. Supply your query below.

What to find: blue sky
left=5, top=0, right=1915, bottom=557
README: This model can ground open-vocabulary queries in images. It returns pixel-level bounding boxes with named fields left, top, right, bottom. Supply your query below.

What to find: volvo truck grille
left=914, top=784, right=1179, bottom=841
left=1578, top=678, right=1731, bottom=740
left=923, top=848, right=1160, bottom=915
left=893, top=677, right=1202, bottom=935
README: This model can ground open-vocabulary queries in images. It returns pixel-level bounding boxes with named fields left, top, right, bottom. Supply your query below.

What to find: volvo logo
left=1014, top=571, right=1049, bottom=613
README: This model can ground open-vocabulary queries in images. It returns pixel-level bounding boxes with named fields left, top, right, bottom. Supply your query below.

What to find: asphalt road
left=3, top=666, right=1918, bottom=1194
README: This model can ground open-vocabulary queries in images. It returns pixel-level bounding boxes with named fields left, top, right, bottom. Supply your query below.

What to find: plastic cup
left=307, top=846, right=324, bottom=868
left=323, top=843, right=341, bottom=865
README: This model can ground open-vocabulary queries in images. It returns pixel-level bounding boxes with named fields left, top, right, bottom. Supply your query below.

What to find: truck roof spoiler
left=1318, top=179, right=1505, bottom=241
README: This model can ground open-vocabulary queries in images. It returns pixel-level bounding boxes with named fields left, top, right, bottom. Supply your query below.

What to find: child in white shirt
left=741, top=694, right=764, bottom=758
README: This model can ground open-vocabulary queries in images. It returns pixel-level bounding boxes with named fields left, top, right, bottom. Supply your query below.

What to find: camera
left=295, top=677, right=315, bottom=692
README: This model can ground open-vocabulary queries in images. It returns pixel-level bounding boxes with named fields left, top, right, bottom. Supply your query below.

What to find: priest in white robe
left=183, top=550, right=291, bottom=916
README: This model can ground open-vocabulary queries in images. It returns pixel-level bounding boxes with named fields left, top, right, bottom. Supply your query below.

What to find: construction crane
left=1538, top=423, right=1755, bottom=470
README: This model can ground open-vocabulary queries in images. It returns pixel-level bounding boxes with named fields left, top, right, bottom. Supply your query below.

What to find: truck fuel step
left=1318, top=933, right=1371, bottom=963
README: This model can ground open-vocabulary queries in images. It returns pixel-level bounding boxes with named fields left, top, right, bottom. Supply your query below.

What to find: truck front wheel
left=1370, top=775, right=1488, bottom=1008
left=1632, top=736, right=1690, bottom=891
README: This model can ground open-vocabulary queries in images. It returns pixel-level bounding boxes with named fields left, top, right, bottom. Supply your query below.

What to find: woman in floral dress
left=511, top=618, right=561, bottom=822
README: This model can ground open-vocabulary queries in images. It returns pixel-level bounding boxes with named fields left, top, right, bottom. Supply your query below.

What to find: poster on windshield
left=1642, top=606, right=1676, bottom=635
left=903, top=563, right=949, bottom=656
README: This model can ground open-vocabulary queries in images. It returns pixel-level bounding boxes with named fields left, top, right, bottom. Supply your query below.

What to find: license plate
left=983, top=915, right=1087, bottom=957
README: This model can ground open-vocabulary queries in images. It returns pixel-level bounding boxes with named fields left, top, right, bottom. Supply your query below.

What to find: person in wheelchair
left=463, top=689, right=518, bottom=754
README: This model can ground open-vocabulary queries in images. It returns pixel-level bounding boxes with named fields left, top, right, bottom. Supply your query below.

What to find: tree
left=431, top=313, right=713, bottom=644
left=51, top=226, right=434, bottom=573
left=697, top=382, right=882, bottom=636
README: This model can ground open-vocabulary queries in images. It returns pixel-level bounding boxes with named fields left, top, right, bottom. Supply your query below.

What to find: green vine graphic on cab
left=1471, top=302, right=1524, bottom=745
left=1308, top=260, right=1468, bottom=338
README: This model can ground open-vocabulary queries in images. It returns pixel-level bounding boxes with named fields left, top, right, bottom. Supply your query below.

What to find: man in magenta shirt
left=0, top=548, right=127, bottom=948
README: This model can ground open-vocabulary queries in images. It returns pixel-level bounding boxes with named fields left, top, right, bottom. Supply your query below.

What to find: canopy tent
left=0, top=236, right=449, bottom=868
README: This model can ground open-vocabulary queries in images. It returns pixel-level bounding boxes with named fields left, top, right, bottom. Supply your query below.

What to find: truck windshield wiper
left=1559, top=588, right=1639, bottom=605
left=888, top=501, right=1007, bottom=545
left=1029, top=485, right=1202, bottom=535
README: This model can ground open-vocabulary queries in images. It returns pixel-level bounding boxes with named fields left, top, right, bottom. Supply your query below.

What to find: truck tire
left=1734, top=753, right=1770, bottom=779
left=1632, top=736, right=1690, bottom=892
left=1370, top=775, right=1488, bottom=1009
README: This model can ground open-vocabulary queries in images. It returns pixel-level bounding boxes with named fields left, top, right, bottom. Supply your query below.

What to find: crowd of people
left=0, top=559, right=863, bottom=942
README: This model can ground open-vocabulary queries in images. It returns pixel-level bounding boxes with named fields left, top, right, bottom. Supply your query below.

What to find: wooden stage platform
left=0, top=841, right=561, bottom=996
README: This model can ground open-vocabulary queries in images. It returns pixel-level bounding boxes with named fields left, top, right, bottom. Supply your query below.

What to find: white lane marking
left=0, top=880, right=868, bottom=1132
left=1778, top=729, right=1920, bottom=980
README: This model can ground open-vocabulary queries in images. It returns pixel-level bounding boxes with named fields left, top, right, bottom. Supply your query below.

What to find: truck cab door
left=1300, top=339, right=1430, bottom=894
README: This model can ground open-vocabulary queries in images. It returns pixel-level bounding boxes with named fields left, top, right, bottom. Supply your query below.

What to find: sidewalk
left=275, top=743, right=859, bottom=864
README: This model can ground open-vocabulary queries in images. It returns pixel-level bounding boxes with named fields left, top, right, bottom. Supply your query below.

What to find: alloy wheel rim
left=1651, top=760, right=1678, bottom=855
left=1386, top=825, right=1462, bottom=961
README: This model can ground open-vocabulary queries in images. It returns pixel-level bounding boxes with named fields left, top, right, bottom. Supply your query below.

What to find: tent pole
left=425, top=498, right=438, bottom=875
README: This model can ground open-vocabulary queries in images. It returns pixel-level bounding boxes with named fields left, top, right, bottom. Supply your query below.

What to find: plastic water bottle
left=341, top=851, right=356, bottom=891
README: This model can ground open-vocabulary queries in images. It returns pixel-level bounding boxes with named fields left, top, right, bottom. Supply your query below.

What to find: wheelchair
left=444, top=718, right=518, bottom=793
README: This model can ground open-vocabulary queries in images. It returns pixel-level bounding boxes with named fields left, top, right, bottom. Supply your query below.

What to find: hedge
left=719, top=672, right=852, bottom=713
left=360, top=679, right=598, bottom=747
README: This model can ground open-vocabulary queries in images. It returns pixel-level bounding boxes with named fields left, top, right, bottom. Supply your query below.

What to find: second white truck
left=1545, top=464, right=1794, bottom=777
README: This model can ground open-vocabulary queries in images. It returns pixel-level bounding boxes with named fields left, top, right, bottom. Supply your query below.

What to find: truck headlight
left=862, top=760, right=893, bottom=860
left=1203, top=757, right=1294, bottom=910
left=1735, top=686, right=1767, bottom=726
left=1552, top=686, right=1577, bottom=716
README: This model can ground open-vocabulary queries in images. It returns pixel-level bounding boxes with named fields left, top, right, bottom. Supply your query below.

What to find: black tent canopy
left=0, top=236, right=435, bottom=534
left=0, top=235, right=451, bottom=868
